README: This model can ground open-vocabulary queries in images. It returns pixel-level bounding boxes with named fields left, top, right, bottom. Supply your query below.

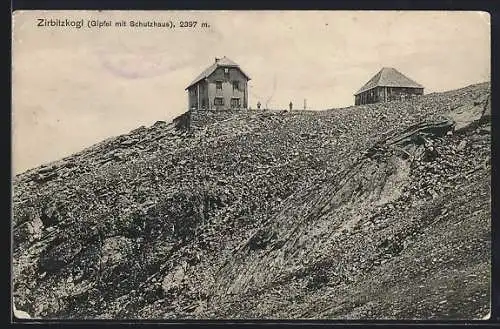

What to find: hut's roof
left=186, top=56, right=251, bottom=90
left=354, top=67, right=423, bottom=95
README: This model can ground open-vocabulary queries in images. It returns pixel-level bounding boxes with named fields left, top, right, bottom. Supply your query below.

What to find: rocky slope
left=12, top=82, right=491, bottom=320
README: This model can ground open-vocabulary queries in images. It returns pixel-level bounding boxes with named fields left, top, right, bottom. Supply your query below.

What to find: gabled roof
left=185, top=56, right=251, bottom=90
left=354, top=67, right=424, bottom=95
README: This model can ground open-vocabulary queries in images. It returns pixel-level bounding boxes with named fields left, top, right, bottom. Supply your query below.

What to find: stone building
left=185, top=57, right=251, bottom=111
left=354, top=67, right=424, bottom=105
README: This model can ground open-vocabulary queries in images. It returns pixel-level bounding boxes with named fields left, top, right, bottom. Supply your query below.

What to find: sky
left=12, top=10, right=490, bottom=174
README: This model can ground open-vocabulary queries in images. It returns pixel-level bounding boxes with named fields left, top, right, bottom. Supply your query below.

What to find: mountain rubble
left=12, top=82, right=491, bottom=320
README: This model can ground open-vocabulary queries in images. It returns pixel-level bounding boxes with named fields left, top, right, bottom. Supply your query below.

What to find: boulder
left=101, top=236, right=133, bottom=268
left=15, top=217, right=43, bottom=245
left=162, top=264, right=187, bottom=293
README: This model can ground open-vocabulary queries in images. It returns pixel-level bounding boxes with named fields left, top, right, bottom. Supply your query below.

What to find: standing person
left=257, top=101, right=261, bottom=110
left=289, top=101, right=293, bottom=111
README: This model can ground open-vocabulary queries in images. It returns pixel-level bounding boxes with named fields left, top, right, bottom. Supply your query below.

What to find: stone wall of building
left=174, top=109, right=257, bottom=131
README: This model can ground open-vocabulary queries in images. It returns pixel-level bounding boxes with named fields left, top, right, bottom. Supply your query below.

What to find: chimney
left=215, top=57, right=220, bottom=63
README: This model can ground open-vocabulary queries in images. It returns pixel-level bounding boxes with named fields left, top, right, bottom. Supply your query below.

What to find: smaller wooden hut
left=354, top=67, right=424, bottom=105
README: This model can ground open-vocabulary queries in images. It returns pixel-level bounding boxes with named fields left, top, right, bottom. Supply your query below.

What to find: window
left=214, top=97, right=224, bottom=106
left=232, top=81, right=239, bottom=92
left=231, top=98, right=241, bottom=108
left=224, top=68, right=230, bottom=79
left=216, top=81, right=222, bottom=91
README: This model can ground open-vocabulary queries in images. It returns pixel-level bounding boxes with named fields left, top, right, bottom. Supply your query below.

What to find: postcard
left=11, top=10, right=491, bottom=320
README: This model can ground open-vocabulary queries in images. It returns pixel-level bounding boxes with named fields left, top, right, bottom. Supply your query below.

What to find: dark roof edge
left=354, top=84, right=424, bottom=96
left=185, top=66, right=251, bottom=90
left=185, top=78, right=204, bottom=90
